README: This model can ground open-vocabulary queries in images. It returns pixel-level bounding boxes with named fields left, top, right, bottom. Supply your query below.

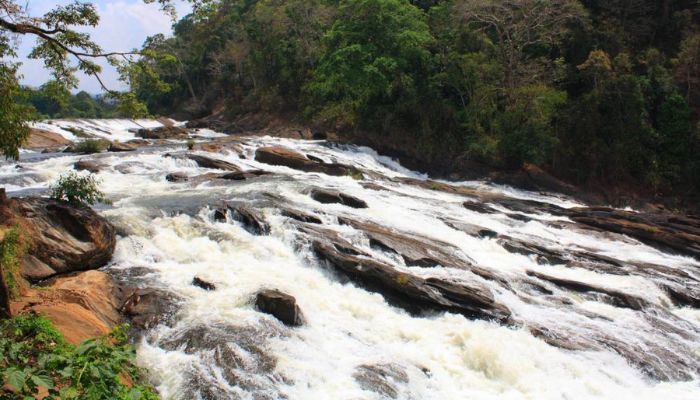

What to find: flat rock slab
left=255, top=146, right=363, bottom=177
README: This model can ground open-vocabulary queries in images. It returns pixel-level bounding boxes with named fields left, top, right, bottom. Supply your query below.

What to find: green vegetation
left=73, top=139, right=110, bottom=154
left=123, top=0, right=699, bottom=197
left=2, top=0, right=699, bottom=197
left=49, top=172, right=106, bottom=206
left=0, top=315, right=158, bottom=399
left=20, top=82, right=124, bottom=119
left=0, top=225, right=28, bottom=299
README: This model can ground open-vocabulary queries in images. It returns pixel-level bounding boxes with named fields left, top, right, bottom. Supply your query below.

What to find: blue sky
left=15, top=0, right=191, bottom=93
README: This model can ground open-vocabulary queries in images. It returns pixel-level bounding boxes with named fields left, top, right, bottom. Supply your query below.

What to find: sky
left=13, top=0, right=191, bottom=93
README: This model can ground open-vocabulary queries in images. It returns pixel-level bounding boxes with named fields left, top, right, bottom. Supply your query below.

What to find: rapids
left=3, top=119, right=699, bottom=399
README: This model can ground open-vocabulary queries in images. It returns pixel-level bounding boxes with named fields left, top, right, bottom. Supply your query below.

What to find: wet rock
left=108, top=141, right=136, bottom=152
left=462, top=201, right=496, bottom=214
left=187, top=154, right=241, bottom=171
left=11, top=197, right=116, bottom=281
left=255, top=146, right=363, bottom=177
left=121, top=288, right=181, bottom=330
left=166, top=172, right=189, bottom=182
left=125, top=139, right=150, bottom=147
left=526, top=270, right=648, bottom=310
left=499, top=238, right=568, bottom=265
left=226, top=204, right=270, bottom=235
left=192, top=276, right=216, bottom=291
left=73, top=159, right=102, bottom=173
left=220, top=170, right=271, bottom=180
left=310, top=189, right=368, bottom=209
left=443, top=220, right=498, bottom=239
left=159, top=323, right=288, bottom=399
left=569, top=207, right=700, bottom=259
left=137, top=126, right=189, bottom=139
left=281, top=209, right=323, bottom=224
left=353, top=363, right=408, bottom=399
left=305, top=225, right=510, bottom=322
left=255, top=289, right=304, bottom=326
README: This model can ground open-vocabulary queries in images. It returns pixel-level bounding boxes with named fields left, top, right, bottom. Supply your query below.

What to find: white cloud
left=15, top=0, right=191, bottom=93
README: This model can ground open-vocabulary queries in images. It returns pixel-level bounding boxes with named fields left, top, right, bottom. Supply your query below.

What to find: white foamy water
left=3, top=120, right=700, bottom=399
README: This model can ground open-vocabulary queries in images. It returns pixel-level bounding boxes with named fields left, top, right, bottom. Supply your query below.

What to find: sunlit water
left=3, top=120, right=699, bottom=399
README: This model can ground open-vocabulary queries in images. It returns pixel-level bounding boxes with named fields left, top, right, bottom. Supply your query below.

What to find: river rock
left=302, top=224, right=510, bottom=322
left=137, top=126, right=189, bottom=139
left=73, top=159, right=102, bottom=173
left=219, top=170, right=271, bottom=180
left=255, top=146, right=363, bottom=177
left=255, top=289, right=304, bottom=326
left=310, top=189, right=368, bottom=208
left=186, top=154, right=241, bottom=171
left=121, top=288, right=182, bottom=330
left=11, top=271, right=124, bottom=344
left=569, top=207, right=700, bottom=259
left=166, top=172, right=189, bottom=182
left=10, top=197, right=117, bottom=281
left=281, top=208, right=323, bottom=224
left=225, top=204, right=270, bottom=235
left=354, top=363, right=409, bottom=399
left=22, top=128, right=72, bottom=151
left=192, top=276, right=216, bottom=291
left=108, top=141, right=136, bottom=152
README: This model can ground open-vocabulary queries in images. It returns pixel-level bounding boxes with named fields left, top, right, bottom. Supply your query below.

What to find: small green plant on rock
left=49, top=172, right=106, bottom=206
left=73, top=139, right=109, bottom=154
left=0, top=315, right=159, bottom=399
left=186, top=139, right=195, bottom=150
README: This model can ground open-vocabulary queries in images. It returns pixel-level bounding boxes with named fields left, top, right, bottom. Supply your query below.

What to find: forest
left=122, top=0, right=700, bottom=200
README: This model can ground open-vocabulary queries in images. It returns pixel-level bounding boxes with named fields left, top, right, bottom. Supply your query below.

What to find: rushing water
left=3, top=120, right=700, bottom=399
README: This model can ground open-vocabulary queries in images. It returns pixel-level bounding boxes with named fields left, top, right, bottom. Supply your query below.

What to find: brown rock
left=255, top=289, right=304, bottom=326
left=73, top=159, right=102, bottom=173
left=108, top=141, right=136, bottom=152
left=137, top=126, right=189, bottom=139
left=14, top=197, right=116, bottom=281
left=310, top=189, right=368, bottom=209
left=22, top=128, right=72, bottom=151
left=255, top=146, right=363, bottom=177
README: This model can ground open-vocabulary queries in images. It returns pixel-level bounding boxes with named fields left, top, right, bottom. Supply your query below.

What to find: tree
left=455, top=0, right=587, bottom=97
left=674, top=32, right=700, bottom=112
left=306, top=0, right=434, bottom=127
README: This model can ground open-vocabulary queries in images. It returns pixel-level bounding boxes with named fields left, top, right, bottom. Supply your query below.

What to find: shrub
left=0, top=225, right=28, bottom=298
left=73, top=139, right=109, bottom=154
left=0, top=315, right=159, bottom=399
left=186, top=139, right=195, bottom=150
left=49, top=172, right=106, bottom=206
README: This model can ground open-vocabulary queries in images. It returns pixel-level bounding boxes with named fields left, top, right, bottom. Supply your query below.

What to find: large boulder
left=255, top=146, right=363, bottom=177
left=255, top=289, right=304, bottom=326
left=22, top=128, right=72, bottom=152
left=121, top=288, right=182, bottom=330
left=14, top=198, right=117, bottom=281
left=137, top=126, right=189, bottom=139
left=108, top=141, right=136, bottom=152
left=73, top=159, right=102, bottom=173
left=186, top=154, right=241, bottom=171
left=310, top=189, right=368, bottom=209
left=10, top=271, right=124, bottom=344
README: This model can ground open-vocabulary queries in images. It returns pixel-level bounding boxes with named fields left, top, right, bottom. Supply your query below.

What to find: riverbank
left=183, top=112, right=700, bottom=214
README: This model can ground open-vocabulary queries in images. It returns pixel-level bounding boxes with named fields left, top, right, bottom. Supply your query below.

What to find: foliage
left=0, top=63, right=32, bottom=160
left=0, top=315, right=158, bottom=399
left=0, top=225, right=28, bottom=299
left=72, top=139, right=110, bottom=154
left=49, top=172, right=106, bottom=206
left=20, top=83, right=123, bottom=119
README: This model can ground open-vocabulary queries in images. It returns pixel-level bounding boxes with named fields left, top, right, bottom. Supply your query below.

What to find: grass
left=0, top=225, right=28, bottom=299
left=0, top=315, right=159, bottom=399
left=65, top=127, right=95, bottom=139
left=73, top=139, right=109, bottom=154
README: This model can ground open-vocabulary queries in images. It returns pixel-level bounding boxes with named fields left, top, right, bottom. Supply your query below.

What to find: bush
left=186, top=139, right=195, bottom=150
left=0, top=315, right=159, bottom=399
left=49, top=172, right=106, bottom=206
left=0, top=225, right=28, bottom=299
left=73, top=139, right=109, bottom=154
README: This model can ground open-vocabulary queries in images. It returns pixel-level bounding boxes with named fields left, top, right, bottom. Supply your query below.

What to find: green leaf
left=30, top=373, right=54, bottom=389
left=5, top=367, right=28, bottom=391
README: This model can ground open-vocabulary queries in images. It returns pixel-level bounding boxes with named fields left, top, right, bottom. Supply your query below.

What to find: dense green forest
left=124, top=0, right=700, bottom=197
left=19, top=83, right=122, bottom=119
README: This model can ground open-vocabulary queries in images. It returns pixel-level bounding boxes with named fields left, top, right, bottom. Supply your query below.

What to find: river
left=2, top=119, right=699, bottom=399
